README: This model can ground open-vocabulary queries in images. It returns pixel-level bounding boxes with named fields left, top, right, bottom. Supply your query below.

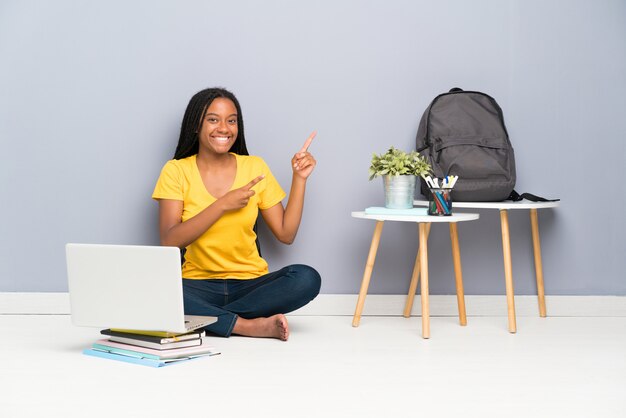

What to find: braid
left=173, top=87, right=249, bottom=159
left=173, top=87, right=260, bottom=255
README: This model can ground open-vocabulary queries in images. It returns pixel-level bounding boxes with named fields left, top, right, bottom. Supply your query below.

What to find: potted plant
left=369, top=147, right=432, bottom=209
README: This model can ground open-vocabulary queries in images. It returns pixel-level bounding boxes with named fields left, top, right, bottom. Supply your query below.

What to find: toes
left=275, top=315, right=289, bottom=341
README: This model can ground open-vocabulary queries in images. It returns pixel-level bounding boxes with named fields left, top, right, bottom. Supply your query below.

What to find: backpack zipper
left=435, top=138, right=442, bottom=163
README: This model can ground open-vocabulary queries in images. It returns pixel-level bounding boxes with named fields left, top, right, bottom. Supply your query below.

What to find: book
left=365, top=207, right=428, bottom=216
left=83, top=348, right=202, bottom=368
left=101, top=328, right=205, bottom=344
left=108, top=328, right=189, bottom=338
left=106, top=335, right=202, bottom=350
left=92, top=338, right=220, bottom=360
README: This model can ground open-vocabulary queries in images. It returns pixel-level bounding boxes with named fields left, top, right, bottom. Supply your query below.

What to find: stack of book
left=83, top=328, right=220, bottom=367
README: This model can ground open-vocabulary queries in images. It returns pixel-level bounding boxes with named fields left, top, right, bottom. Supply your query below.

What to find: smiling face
left=197, top=97, right=239, bottom=156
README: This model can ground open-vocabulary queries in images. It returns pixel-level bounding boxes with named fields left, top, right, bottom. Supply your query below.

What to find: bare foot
left=232, top=314, right=289, bottom=341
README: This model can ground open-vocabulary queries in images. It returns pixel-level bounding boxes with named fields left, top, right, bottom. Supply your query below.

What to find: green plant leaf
left=368, top=146, right=432, bottom=179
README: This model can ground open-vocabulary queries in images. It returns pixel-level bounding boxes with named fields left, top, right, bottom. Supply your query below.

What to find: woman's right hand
left=158, top=175, right=264, bottom=248
left=218, top=175, right=265, bottom=211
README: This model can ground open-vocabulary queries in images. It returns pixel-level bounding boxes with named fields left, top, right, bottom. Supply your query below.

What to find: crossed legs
left=183, top=264, right=321, bottom=340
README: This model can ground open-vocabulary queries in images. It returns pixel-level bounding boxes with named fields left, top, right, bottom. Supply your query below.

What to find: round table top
left=351, top=211, right=479, bottom=223
left=413, top=200, right=560, bottom=210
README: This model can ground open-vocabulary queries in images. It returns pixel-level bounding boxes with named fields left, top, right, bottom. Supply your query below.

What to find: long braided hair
left=174, top=88, right=249, bottom=159
left=173, top=87, right=262, bottom=256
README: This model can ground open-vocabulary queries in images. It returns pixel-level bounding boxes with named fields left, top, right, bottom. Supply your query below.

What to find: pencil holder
left=428, top=188, right=452, bottom=216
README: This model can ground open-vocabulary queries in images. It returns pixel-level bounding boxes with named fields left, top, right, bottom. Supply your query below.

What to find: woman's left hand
left=291, top=131, right=317, bottom=179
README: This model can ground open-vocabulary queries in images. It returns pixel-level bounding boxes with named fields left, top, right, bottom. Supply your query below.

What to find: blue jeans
left=182, top=264, right=321, bottom=337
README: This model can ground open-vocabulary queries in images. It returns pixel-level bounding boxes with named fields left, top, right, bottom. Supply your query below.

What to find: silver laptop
left=66, top=243, right=216, bottom=334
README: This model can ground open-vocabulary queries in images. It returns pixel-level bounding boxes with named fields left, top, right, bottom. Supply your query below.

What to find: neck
left=196, top=150, right=234, bottom=170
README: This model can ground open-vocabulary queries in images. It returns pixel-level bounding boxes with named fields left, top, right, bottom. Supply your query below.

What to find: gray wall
left=1, top=0, right=625, bottom=295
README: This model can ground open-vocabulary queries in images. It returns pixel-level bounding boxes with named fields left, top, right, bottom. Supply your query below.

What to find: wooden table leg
left=419, top=223, right=430, bottom=339
left=449, top=223, right=467, bottom=326
left=352, top=221, right=384, bottom=327
left=403, top=223, right=431, bottom=318
left=530, top=208, right=547, bottom=317
left=500, top=209, right=517, bottom=333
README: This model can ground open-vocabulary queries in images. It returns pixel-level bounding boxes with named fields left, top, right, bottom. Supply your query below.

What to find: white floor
left=1, top=314, right=625, bottom=418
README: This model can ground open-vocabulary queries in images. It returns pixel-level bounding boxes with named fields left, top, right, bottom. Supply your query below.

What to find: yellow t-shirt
left=152, top=153, right=286, bottom=279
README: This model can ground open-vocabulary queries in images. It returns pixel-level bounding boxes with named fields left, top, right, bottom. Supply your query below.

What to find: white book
left=108, top=335, right=203, bottom=350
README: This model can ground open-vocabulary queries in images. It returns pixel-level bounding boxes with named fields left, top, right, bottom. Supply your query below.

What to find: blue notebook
left=83, top=348, right=207, bottom=368
left=365, top=207, right=427, bottom=216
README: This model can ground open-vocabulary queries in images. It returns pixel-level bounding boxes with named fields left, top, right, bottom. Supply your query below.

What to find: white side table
left=351, top=211, right=479, bottom=338
left=414, top=200, right=560, bottom=333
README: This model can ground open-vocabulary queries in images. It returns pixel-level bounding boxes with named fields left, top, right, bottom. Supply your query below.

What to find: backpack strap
left=507, top=190, right=560, bottom=202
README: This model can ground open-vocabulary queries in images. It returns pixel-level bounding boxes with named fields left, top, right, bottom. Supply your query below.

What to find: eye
left=228, top=119, right=237, bottom=124
left=206, top=117, right=218, bottom=123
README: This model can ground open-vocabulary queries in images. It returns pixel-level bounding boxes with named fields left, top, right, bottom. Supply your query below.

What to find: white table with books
left=351, top=208, right=479, bottom=339
left=413, top=199, right=560, bottom=333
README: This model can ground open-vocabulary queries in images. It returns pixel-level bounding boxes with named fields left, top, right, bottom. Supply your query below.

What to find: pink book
left=93, top=338, right=219, bottom=360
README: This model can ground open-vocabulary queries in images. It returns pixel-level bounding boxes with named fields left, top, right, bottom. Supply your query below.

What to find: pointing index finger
left=299, top=131, right=317, bottom=153
left=243, top=175, right=265, bottom=190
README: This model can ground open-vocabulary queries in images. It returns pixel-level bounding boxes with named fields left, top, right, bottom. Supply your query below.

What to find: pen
left=435, top=191, right=450, bottom=214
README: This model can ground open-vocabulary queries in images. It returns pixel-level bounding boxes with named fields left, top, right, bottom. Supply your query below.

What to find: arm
left=261, top=133, right=317, bottom=245
left=158, top=175, right=265, bottom=248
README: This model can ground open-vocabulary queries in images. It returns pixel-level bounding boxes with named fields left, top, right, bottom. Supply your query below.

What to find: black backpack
left=416, top=88, right=516, bottom=202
